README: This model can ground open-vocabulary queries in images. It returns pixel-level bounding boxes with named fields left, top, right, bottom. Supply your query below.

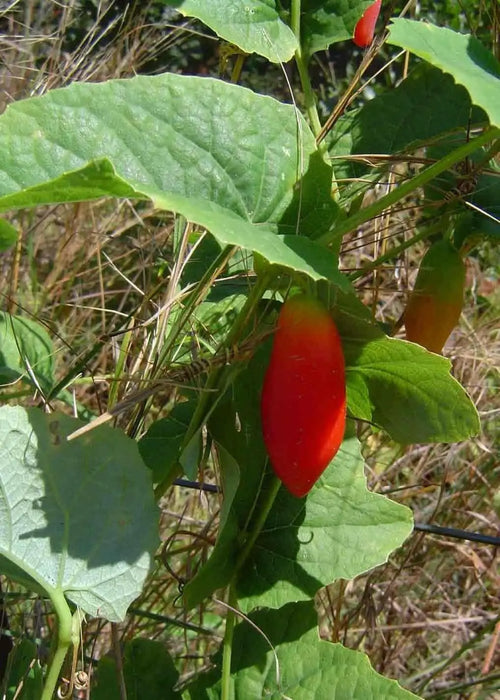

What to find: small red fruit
left=353, top=0, right=382, bottom=48
left=404, top=239, right=466, bottom=354
left=261, top=295, right=346, bottom=498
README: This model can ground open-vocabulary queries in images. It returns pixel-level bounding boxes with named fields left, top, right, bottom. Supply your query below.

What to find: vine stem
left=347, top=220, right=443, bottom=282
left=220, top=476, right=282, bottom=700
left=291, top=0, right=322, bottom=139
left=233, top=476, right=282, bottom=575
left=319, top=127, right=500, bottom=247
left=41, top=590, right=73, bottom=700
left=221, top=584, right=238, bottom=700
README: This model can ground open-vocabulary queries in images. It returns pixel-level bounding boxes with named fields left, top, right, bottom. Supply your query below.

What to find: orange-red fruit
left=353, top=0, right=382, bottom=47
left=404, top=239, right=466, bottom=354
left=261, top=295, right=346, bottom=498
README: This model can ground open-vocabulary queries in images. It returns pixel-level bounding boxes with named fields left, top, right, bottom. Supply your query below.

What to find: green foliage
left=0, top=313, right=55, bottom=393
left=3, top=639, right=43, bottom=700
left=0, top=75, right=344, bottom=284
left=0, top=406, right=159, bottom=621
left=299, top=0, right=378, bottom=57
left=139, top=398, right=198, bottom=483
left=186, top=601, right=420, bottom=698
left=165, top=0, right=298, bottom=62
left=183, top=344, right=413, bottom=610
left=333, top=295, right=480, bottom=442
left=0, top=219, right=17, bottom=252
left=388, top=18, right=500, bottom=126
left=466, top=163, right=500, bottom=239
left=329, top=62, right=482, bottom=176
left=94, top=639, right=182, bottom=700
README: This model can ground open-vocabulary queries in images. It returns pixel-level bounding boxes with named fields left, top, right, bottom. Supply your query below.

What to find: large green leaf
left=93, top=639, right=182, bottom=700
left=0, top=406, right=159, bottom=621
left=0, top=75, right=307, bottom=218
left=0, top=73, right=343, bottom=285
left=165, top=0, right=297, bottom=62
left=183, top=341, right=412, bottom=610
left=328, top=63, right=479, bottom=178
left=387, top=19, right=500, bottom=127
left=236, top=425, right=413, bottom=612
left=333, top=293, right=480, bottom=443
left=327, top=61, right=497, bottom=235
left=187, top=601, right=421, bottom=699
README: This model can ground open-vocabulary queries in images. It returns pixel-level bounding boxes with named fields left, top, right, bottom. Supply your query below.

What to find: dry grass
left=0, top=2, right=499, bottom=698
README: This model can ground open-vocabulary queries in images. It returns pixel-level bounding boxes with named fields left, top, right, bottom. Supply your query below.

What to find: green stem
left=41, top=590, right=73, bottom=700
left=230, top=53, right=246, bottom=83
left=347, top=221, right=442, bottom=282
left=154, top=464, right=182, bottom=501
left=109, top=324, right=133, bottom=407
left=291, top=0, right=322, bottom=138
left=233, top=476, right=282, bottom=575
left=220, top=477, right=282, bottom=699
left=318, top=126, right=500, bottom=247
left=221, top=584, right=238, bottom=700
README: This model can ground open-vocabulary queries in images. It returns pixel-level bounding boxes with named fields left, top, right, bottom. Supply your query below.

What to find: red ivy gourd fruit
left=353, top=0, right=382, bottom=47
left=404, top=239, right=466, bottom=354
left=261, top=295, right=346, bottom=498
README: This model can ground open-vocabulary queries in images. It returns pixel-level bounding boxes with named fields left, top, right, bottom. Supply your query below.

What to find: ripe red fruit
left=261, top=295, right=346, bottom=498
left=353, top=0, right=382, bottom=48
left=404, top=239, right=466, bottom=354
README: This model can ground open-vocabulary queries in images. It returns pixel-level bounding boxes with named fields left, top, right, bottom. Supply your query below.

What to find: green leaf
left=93, top=639, right=182, bottom=700
left=272, top=236, right=351, bottom=290
left=0, top=218, right=17, bottom=251
left=0, top=159, right=140, bottom=212
left=0, top=73, right=342, bottom=285
left=167, top=0, right=297, bottom=62
left=194, top=291, right=253, bottom=350
left=0, top=312, right=55, bottom=393
left=0, top=406, right=159, bottom=622
left=333, top=297, right=480, bottom=443
left=300, top=1, right=377, bottom=57
left=387, top=19, right=500, bottom=127
left=183, top=343, right=412, bottom=610
left=328, top=63, right=480, bottom=177
left=187, top=601, right=421, bottom=699
left=138, top=399, right=198, bottom=483
left=279, top=151, right=341, bottom=240
left=236, top=425, right=413, bottom=612
left=327, top=62, right=492, bottom=209
left=4, top=639, right=43, bottom=700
